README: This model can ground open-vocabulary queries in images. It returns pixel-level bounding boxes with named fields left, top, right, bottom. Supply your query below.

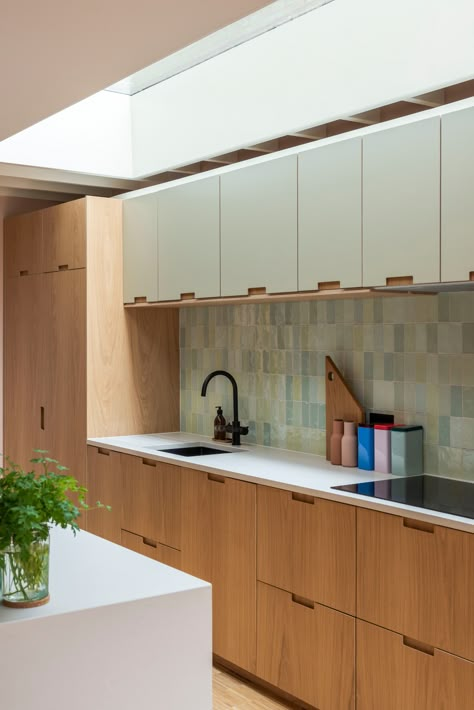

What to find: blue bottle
left=358, top=425, right=374, bottom=471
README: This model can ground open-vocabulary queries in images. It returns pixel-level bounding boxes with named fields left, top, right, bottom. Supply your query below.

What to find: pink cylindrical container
left=374, top=424, right=395, bottom=473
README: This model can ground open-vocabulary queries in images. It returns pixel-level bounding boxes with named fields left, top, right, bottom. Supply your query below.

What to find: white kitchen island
left=0, top=526, right=212, bottom=710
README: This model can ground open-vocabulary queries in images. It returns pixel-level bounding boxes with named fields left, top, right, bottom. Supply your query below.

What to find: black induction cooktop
left=332, top=475, right=474, bottom=520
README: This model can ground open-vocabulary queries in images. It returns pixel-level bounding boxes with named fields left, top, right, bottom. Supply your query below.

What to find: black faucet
left=201, top=370, right=249, bottom=446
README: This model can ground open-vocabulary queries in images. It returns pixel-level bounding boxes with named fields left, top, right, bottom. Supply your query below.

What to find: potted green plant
left=0, top=451, right=108, bottom=608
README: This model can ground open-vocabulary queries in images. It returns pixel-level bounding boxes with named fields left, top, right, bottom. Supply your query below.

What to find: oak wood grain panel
left=85, top=197, right=179, bottom=437
left=4, top=275, right=46, bottom=469
left=42, top=198, right=86, bottom=272
left=4, top=209, right=43, bottom=277
left=121, top=529, right=181, bottom=570
left=357, top=619, right=474, bottom=710
left=325, top=355, right=365, bottom=460
left=86, top=446, right=122, bottom=544
left=257, top=485, right=356, bottom=615
left=181, top=467, right=257, bottom=673
left=357, top=508, right=474, bottom=661
left=121, top=453, right=181, bottom=550
left=257, top=582, right=355, bottom=710
left=45, top=269, right=87, bottom=487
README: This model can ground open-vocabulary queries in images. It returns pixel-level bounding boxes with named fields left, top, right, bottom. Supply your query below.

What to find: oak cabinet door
left=4, top=210, right=43, bottom=277
left=220, top=156, right=297, bottom=296
left=42, top=199, right=86, bottom=272
left=121, top=453, right=181, bottom=550
left=122, top=194, right=158, bottom=303
left=298, top=138, right=362, bottom=290
left=357, top=508, right=474, bottom=662
left=121, top=529, right=181, bottom=570
left=257, top=485, right=356, bottom=615
left=181, top=468, right=257, bottom=673
left=257, top=582, right=355, bottom=710
left=86, top=446, right=122, bottom=544
left=357, top=619, right=474, bottom=710
left=441, top=106, right=474, bottom=281
left=362, top=117, right=440, bottom=286
left=158, top=177, right=220, bottom=300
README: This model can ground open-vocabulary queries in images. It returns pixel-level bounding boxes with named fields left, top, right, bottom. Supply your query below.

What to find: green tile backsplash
left=180, top=292, right=474, bottom=479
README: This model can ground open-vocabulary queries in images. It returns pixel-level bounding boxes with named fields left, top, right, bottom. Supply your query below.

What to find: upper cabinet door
left=157, top=177, right=220, bottom=300
left=298, top=138, right=362, bottom=290
left=42, top=199, right=86, bottom=272
left=441, top=107, right=474, bottom=281
left=220, top=156, right=298, bottom=296
left=362, top=117, right=440, bottom=287
left=4, top=210, right=43, bottom=277
left=122, top=194, right=158, bottom=303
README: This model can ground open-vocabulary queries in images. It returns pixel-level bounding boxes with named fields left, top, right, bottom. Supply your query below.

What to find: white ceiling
left=0, top=0, right=275, bottom=141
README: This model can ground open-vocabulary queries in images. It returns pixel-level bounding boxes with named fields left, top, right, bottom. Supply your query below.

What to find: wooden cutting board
left=325, top=356, right=365, bottom=459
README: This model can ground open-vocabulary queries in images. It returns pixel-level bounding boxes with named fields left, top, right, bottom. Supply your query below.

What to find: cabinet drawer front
left=357, top=508, right=474, bottom=661
left=257, top=485, right=356, bottom=614
left=257, top=582, right=355, bottom=710
left=86, top=446, right=122, bottom=545
left=357, top=620, right=474, bottom=710
left=121, top=453, right=181, bottom=549
left=121, top=529, right=181, bottom=570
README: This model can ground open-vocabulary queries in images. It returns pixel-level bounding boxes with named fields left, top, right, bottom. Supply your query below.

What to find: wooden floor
left=213, top=667, right=296, bottom=709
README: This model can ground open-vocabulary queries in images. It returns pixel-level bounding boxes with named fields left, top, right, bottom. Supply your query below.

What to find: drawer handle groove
left=208, top=472, right=225, bottom=483
left=403, top=636, right=434, bottom=656
left=291, top=594, right=314, bottom=610
left=58, top=264, right=69, bottom=271
left=403, top=518, right=434, bottom=534
left=40, top=406, right=45, bottom=431
left=291, top=492, right=314, bottom=505
left=20, top=270, right=29, bottom=277
left=143, top=537, right=157, bottom=548
left=97, top=447, right=110, bottom=456
left=142, top=458, right=157, bottom=467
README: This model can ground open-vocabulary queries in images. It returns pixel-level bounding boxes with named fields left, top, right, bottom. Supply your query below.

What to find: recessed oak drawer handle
left=20, top=270, right=29, bottom=276
left=40, top=406, right=45, bottom=430
left=403, top=518, right=434, bottom=534
left=143, top=537, right=157, bottom=548
left=208, top=472, right=225, bottom=483
left=58, top=264, right=69, bottom=271
left=291, top=594, right=314, bottom=610
left=403, top=636, right=434, bottom=656
left=97, top=447, right=110, bottom=456
left=292, top=492, right=314, bottom=505
left=142, top=458, right=157, bottom=467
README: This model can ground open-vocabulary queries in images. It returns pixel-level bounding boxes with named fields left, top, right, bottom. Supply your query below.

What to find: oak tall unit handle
left=40, top=406, right=45, bottom=431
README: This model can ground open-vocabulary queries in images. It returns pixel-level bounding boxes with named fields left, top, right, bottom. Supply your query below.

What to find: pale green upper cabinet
left=298, top=138, right=362, bottom=290
left=220, top=156, right=298, bottom=297
left=362, top=117, right=441, bottom=287
left=123, top=194, right=158, bottom=303
left=157, top=177, right=220, bottom=301
left=441, top=107, right=474, bottom=282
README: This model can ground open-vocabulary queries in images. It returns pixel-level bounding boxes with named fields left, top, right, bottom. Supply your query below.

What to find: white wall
left=0, top=197, right=59, bottom=455
left=0, top=93, right=133, bottom=178
left=131, top=0, right=474, bottom=177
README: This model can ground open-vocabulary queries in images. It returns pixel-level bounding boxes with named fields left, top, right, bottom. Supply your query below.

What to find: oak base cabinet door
left=357, top=620, right=474, bottom=710
left=257, top=486, right=356, bottom=614
left=121, top=529, right=181, bottom=570
left=86, top=446, right=123, bottom=544
left=121, top=454, right=181, bottom=550
left=181, top=468, right=256, bottom=673
left=357, top=508, right=474, bottom=662
left=257, top=582, right=355, bottom=710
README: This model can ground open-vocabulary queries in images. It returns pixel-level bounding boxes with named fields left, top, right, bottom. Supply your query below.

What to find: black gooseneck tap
left=201, top=370, right=248, bottom=446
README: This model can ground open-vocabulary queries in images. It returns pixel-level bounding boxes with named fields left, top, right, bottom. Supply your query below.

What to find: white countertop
left=88, top=432, right=474, bottom=534
left=0, top=524, right=209, bottom=626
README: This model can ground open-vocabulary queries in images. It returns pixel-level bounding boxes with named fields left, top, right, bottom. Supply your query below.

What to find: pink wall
left=0, top=197, right=59, bottom=455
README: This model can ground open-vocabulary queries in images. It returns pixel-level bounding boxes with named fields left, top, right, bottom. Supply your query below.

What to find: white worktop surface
left=0, top=523, right=209, bottom=626
left=88, top=432, right=474, bottom=534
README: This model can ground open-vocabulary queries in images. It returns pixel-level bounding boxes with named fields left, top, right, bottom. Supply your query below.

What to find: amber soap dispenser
left=214, top=406, right=226, bottom=440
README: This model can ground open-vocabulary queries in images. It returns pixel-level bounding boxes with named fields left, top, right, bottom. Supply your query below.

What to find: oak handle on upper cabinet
left=40, top=406, right=45, bottom=431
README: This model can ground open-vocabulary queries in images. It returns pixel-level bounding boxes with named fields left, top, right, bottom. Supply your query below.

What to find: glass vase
left=1, top=535, right=50, bottom=608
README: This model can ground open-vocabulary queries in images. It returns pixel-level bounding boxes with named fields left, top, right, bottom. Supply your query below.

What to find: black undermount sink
left=154, top=445, right=232, bottom=457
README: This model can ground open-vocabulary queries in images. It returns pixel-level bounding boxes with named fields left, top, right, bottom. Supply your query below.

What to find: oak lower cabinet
left=121, top=530, right=181, bottom=570
left=257, top=582, right=355, bottom=710
left=121, top=453, right=181, bottom=550
left=86, top=446, right=123, bottom=545
left=357, top=508, right=474, bottom=662
left=257, top=486, right=356, bottom=615
left=180, top=468, right=256, bottom=673
left=357, top=620, right=474, bottom=710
